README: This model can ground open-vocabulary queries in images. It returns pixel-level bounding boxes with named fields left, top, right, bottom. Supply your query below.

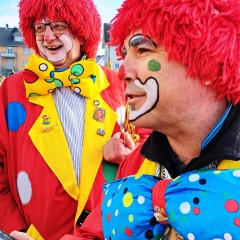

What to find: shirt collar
left=201, top=103, right=232, bottom=149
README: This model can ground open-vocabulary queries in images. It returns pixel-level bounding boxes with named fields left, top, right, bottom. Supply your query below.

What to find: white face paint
left=129, top=77, right=159, bottom=121
left=34, top=18, right=82, bottom=69
left=37, top=34, right=72, bottom=62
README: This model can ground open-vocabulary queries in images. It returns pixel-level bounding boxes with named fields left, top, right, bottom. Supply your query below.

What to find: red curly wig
left=18, top=0, right=101, bottom=58
left=110, top=0, right=240, bottom=104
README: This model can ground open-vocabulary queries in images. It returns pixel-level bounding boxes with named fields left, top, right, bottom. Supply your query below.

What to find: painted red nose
left=118, top=64, right=126, bottom=80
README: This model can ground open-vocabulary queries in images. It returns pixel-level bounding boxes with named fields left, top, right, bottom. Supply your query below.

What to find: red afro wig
left=18, top=0, right=101, bottom=58
left=110, top=0, right=240, bottom=104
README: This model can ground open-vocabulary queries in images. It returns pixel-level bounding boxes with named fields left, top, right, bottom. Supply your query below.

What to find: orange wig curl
left=18, top=0, right=101, bottom=58
left=110, top=0, right=240, bottom=104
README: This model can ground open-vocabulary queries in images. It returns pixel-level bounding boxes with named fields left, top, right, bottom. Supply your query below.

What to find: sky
left=0, top=0, right=124, bottom=54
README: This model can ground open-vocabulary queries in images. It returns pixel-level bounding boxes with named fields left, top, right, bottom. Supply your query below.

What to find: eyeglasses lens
left=33, top=21, right=67, bottom=35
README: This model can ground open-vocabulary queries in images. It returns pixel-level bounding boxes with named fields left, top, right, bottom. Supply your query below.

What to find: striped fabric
left=53, top=87, right=86, bottom=185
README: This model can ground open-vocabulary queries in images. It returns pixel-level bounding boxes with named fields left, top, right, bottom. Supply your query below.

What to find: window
left=23, top=60, right=28, bottom=67
left=6, top=59, right=14, bottom=69
left=115, top=63, right=120, bottom=69
left=7, top=47, right=13, bottom=53
left=23, top=48, right=30, bottom=55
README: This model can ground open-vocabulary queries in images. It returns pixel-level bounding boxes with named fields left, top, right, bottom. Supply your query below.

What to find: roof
left=0, top=27, right=25, bottom=46
left=13, top=31, right=22, bottom=37
left=96, top=55, right=104, bottom=62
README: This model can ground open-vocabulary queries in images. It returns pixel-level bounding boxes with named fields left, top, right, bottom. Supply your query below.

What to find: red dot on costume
left=125, top=227, right=133, bottom=236
left=234, top=218, right=240, bottom=227
left=23, top=69, right=39, bottom=83
left=225, top=200, right=239, bottom=213
left=193, top=207, right=200, bottom=215
left=107, top=213, right=111, bottom=222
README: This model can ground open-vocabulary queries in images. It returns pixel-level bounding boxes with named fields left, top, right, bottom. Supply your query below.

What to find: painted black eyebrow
left=128, top=34, right=157, bottom=48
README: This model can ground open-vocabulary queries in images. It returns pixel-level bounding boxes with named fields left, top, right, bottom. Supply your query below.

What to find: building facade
left=1, top=24, right=121, bottom=76
left=102, top=23, right=122, bottom=71
left=0, top=26, right=34, bottom=77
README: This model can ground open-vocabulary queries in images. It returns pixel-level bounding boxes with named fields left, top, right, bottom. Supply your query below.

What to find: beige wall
left=0, top=45, right=34, bottom=76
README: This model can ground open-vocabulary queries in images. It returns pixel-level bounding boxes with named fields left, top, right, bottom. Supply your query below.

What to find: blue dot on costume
left=6, top=102, right=26, bottom=131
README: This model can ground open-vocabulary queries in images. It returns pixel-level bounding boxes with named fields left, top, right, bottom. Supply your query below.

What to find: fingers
left=103, top=137, right=123, bottom=163
left=112, top=132, right=122, bottom=139
left=123, top=132, right=135, bottom=150
left=10, top=231, right=33, bottom=240
left=103, top=131, right=136, bottom=164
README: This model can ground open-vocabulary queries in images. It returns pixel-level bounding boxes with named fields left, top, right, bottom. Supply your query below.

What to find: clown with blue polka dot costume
left=0, top=0, right=153, bottom=239
left=101, top=170, right=240, bottom=240
left=70, top=0, right=240, bottom=239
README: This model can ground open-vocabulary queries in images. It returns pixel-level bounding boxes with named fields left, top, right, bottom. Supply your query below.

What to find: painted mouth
left=46, top=45, right=63, bottom=51
left=126, top=94, right=143, bottom=109
left=126, top=92, right=144, bottom=100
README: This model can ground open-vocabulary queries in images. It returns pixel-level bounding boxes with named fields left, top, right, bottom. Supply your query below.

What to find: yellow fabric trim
left=217, top=159, right=240, bottom=169
left=28, top=64, right=116, bottom=225
left=138, top=159, right=240, bottom=176
left=137, top=158, right=157, bottom=175
left=74, top=67, right=117, bottom=224
left=29, top=93, right=51, bottom=106
left=29, top=94, right=79, bottom=200
left=75, top=92, right=117, bottom=223
left=26, top=224, right=44, bottom=240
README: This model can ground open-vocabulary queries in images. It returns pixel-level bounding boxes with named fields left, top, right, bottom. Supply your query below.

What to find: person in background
left=59, top=0, right=240, bottom=239
left=0, top=75, right=5, bottom=84
left=8, top=69, right=15, bottom=76
left=0, top=0, right=150, bottom=239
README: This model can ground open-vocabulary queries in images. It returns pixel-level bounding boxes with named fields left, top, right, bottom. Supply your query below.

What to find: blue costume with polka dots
left=101, top=169, right=240, bottom=240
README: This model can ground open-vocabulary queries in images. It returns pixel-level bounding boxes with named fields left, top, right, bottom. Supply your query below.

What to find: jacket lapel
left=75, top=65, right=118, bottom=222
left=27, top=64, right=118, bottom=218
left=28, top=94, right=79, bottom=200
